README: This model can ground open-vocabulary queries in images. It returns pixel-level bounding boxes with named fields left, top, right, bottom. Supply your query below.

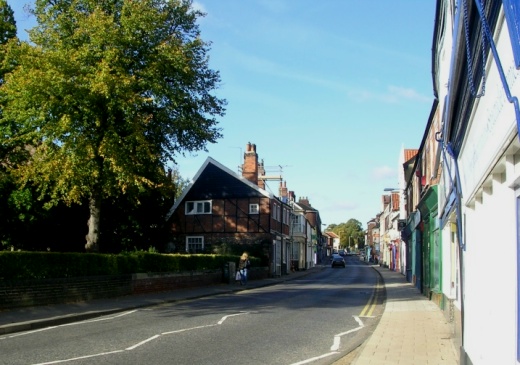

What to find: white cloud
left=387, top=85, right=431, bottom=103
left=347, top=85, right=431, bottom=104
left=371, top=166, right=396, bottom=180
left=191, top=1, right=206, bottom=14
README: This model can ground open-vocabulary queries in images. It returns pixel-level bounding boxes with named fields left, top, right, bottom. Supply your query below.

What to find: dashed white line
left=27, top=312, right=253, bottom=364
left=126, top=334, right=160, bottom=350
left=162, top=323, right=216, bottom=335
left=33, top=350, right=124, bottom=365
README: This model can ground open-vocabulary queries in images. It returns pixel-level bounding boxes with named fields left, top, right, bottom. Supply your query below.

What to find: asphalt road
left=0, top=256, right=384, bottom=365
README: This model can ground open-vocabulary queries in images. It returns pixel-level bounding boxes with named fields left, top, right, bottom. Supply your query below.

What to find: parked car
left=331, top=255, right=346, bottom=268
left=338, top=249, right=346, bottom=256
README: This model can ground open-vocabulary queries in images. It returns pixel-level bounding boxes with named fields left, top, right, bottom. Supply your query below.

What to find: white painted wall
left=454, top=11, right=520, bottom=364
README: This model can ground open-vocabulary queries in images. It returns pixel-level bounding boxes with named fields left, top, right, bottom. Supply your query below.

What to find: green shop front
left=417, top=185, right=442, bottom=304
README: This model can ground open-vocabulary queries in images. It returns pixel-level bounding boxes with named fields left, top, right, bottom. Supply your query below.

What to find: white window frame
left=185, top=200, right=212, bottom=215
left=249, top=203, right=259, bottom=214
left=186, top=236, right=204, bottom=253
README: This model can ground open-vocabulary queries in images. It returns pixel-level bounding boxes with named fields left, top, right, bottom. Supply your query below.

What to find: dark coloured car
left=331, top=255, right=346, bottom=268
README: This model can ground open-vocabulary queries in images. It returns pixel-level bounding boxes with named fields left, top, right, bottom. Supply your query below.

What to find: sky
left=8, top=1, right=437, bottom=228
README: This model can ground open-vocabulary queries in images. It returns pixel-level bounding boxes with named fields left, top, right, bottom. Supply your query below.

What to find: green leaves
left=0, top=0, right=16, bottom=45
left=1, top=0, right=225, bottom=251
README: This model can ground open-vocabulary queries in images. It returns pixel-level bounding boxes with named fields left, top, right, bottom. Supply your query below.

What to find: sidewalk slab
left=351, top=265, right=459, bottom=365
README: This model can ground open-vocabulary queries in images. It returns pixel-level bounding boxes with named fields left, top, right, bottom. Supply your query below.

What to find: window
left=272, top=203, right=279, bottom=221
left=186, top=236, right=204, bottom=253
left=249, top=203, right=259, bottom=214
left=185, top=200, right=212, bottom=215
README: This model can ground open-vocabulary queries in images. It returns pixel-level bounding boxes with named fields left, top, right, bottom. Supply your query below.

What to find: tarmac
left=0, top=261, right=459, bottom=365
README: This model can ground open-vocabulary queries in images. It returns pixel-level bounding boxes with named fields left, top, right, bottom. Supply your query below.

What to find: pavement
left=348, top=265, right=459, bottom=365
left=0, top=261, right=459, bottom=364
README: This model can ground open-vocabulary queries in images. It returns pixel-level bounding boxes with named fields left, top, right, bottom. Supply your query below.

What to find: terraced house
left=390, top=1, right=520, bottom=363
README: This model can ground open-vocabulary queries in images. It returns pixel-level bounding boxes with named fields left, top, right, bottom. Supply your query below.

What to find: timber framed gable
left=167, top=157, right=289, bottom=252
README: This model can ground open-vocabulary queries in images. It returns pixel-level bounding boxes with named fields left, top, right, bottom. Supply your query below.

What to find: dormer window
left=185, top=200, right=212, bottom=215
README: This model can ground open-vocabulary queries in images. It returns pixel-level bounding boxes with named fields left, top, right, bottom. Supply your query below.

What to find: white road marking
left=126, top=334, right=160, bottom=350
left=218, top=311, right=250, bottom=324
left=162, top=323, right=217, bottom=335
left=33, top=350, right=124, bottom=365
left=330, top=316, right=365, bottom=351
left=2, top=310, right=138, bottom=339
left=25, top=312, right=253, bottom=364
left=289, top=351, right=339, bottom=365
left=291, top=315, right=366, bottom=365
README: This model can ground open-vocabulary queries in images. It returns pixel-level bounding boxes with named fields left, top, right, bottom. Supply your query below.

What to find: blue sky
left=8, top=1, right=436, bottom=228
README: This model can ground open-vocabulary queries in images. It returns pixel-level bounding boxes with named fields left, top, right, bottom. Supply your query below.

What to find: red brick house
left=166, top=143, right=291, bottom=276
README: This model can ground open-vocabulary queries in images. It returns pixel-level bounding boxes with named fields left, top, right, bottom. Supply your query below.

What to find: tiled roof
left=404, top=149, right=419, bottom=162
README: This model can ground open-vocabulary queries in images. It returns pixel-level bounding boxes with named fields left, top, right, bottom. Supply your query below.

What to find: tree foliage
left=0, top=0, right=15, bottom=44
left=0, top=0, right=226, bottom=252
left=328, top=218, right=364, bottom=249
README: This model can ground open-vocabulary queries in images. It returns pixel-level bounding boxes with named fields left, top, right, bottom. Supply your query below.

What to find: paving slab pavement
left=348, top=265, right=459, bottom=365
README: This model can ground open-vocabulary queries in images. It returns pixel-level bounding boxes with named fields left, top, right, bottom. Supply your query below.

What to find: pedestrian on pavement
left=238, top=252, right=250, bottom=285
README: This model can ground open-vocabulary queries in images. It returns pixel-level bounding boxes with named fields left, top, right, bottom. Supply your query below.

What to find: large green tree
left=0, top=0, right=22, bottom=249
left=329, top=218, right=364, bottom=250
left=0, top=0, right=225, bottom=252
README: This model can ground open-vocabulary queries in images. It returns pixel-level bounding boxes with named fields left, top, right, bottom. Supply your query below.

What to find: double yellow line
left=359, top=277, right=381, bottom=317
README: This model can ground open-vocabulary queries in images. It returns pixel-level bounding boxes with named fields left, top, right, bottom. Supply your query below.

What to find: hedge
left=0, top=252, right=259, bottom=280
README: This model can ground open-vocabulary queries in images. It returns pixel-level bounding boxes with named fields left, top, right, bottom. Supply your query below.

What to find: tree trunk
left=85, top=195, right=101, bottom=252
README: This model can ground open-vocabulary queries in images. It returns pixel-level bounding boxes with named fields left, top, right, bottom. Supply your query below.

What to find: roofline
left=165, top=157, right=273, bottom=221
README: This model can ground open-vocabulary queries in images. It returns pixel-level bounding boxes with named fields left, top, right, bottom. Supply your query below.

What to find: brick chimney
left=242, top=142, right=258, bottom=185
left=279, top=181, right=288, bottom=203
left=382, top=194, right=391, bottom=210
left=299, top=196, right=310, bottom=206
left=391, top=192, right=400, bottom=211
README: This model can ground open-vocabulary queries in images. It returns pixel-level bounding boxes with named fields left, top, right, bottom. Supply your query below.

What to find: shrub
left=0, top=251, right=260, bottom=279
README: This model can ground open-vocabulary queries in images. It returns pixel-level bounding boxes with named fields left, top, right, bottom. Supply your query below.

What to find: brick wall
left=131, top=271, right=223, bottom=295
left=0, top=275, right=133, bottom=310
left=0, top=267, right=269, bottom=310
